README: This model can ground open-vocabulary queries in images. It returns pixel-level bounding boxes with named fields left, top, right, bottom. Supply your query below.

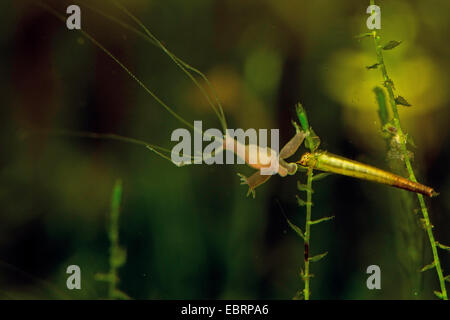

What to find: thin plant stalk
left=293, top=104, right=329, bottom=300
left=95, top=180, right=130, bottom=299
left=368, top=0, right=447, bottom=299
left=303, top=170, right=313, bottom=300
left=108, top=180, right=123, bottom=298
left=297, top=104, right=315, bottom=300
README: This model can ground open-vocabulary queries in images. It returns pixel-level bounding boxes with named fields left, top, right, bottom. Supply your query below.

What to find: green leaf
left=293, top=290, right=304, bottom=300
left=296, top=195, right=307, bottom=206
left=366, top=63, right=380, bottom=70
left=297, top=181, right=314, bottom=193
left=299, top=268, right=305, bottom=280
left=295, top=103, right=310, bottom=133
left=112, top=289, right=131, bottom=300
left=437, top=242, right=450, bottom=251
left=420, top=261, right=436, bottom=272
left=295, top=103, right=321, bottom=151
left=444, top=275, right=450, bottom=283
left=395, top=95, right=412, bottom=106
left=406, top=134, right=417, bottom=148
left=434, top=291, right=444, bottom=300
left=286, top=217, right=305, bottom=241
left=312, top=172, right=333, bottom=182
left=354, top=32, right=372, bottom=39
left=291, top=120, right=302, bottom=134
left=300, top=268, right=314, bottom=280
left=308, top=252, right=328, bottom=263
left=309, top=216, right=335, bottom=225
left=305, top=128, right=321, bottom=151
left=383, top=40, right=402, bottom=50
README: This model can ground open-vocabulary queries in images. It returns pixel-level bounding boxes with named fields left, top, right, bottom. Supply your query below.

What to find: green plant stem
left=94, top=180, right=129, bottom=299
left=295, top=103, right=318, bottom=300
left=108, top=179, right=122, bottom=298
left=371, top=30, right=447, bottom=299
left=303, top=170, right=313, bottom=300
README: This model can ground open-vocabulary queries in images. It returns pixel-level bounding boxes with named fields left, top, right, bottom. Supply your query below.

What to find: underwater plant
left=95, top=179, right=130, bottom=299
left=14, top=0, right=446, bottom=300
left=357, top=0, right=449, bottom=300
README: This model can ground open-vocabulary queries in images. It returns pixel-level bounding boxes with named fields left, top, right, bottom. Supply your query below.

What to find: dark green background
left=0, top=0, right=449, bottom=299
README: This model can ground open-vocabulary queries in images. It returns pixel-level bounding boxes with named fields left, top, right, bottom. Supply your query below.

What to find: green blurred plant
left=362, top=1, right=449, bottom=300
left=95, top=180, right=130, bottom=299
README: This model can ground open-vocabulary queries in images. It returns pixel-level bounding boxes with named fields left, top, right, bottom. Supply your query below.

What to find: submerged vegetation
left=95, top=179, right=130, bottom=299
left=360, top=1, right=448, bottom=299
left=0, top=0, right=448, bottom=299
left=288, top=104, right=333, bottom=300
